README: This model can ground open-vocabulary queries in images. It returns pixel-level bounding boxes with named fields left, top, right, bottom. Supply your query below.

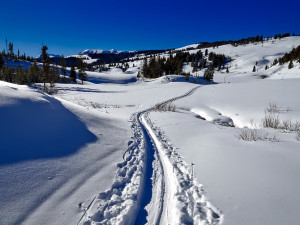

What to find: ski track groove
left=81, top=86, right=223, bottom=225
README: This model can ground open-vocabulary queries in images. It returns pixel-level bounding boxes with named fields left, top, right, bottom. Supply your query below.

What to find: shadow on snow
left=0, top=95, right=97, bottom=165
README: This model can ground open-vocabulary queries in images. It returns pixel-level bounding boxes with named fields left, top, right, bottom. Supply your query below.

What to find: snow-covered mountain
left=79, top=49, right=136, bottom=55
left=35, top=54, right=61, bottom=60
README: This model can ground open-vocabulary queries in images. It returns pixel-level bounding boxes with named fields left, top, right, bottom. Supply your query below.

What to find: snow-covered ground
left=0, top=36, right=300, bottom=225
left=0, top=81, right=131, bottom=225
left=149, top=78, right=300, bottom=225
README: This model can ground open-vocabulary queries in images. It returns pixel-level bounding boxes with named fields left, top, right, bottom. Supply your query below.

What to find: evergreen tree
left=288, top=60, right=294, bottom=69
left=8, top=42, right=14, bottom=58
left=30, top=62, right=41, bottom=83
left=60, top=55, right=67, bottom=82
left=0, top=54, right=4, bottom=68
left=5, top=38, right=8, bottom=53
left=70, top=66, right=77, bottom=82
left=185, top=72, right=190, bottom=81
left=16, top=66, right=26, bottom=84
left=77, top=58, right=87, bottom=84
left=41, top=45, right=50, bottom=90
left=141, top=58, right=148, bottom=78
left=203, top=67, right=214, bottom=81
left=205, top=49, right=208, bottom=56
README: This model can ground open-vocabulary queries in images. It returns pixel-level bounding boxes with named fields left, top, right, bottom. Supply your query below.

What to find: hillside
left=0, top=36, right=300, bottom=225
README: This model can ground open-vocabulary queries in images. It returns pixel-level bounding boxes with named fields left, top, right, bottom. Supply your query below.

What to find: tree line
left=141, top=49, right=229, bottom=81
left=175, top=33, right=298, bottom=52
left=0, top=44, right=87, bottom=88
left=270, top=45, right=300, bottom=69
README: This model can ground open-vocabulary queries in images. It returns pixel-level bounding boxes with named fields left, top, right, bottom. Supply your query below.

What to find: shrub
left=262, top=113, right=280, bottom=129
left=238, top=128, right=264, bottom=141
left=266, top=102, right=280, bottom=113
left=154, top=102, right=176, bottom=112
left=296, top=130, right=300, bottom=141
left=238, top=128, right=279, bottom=142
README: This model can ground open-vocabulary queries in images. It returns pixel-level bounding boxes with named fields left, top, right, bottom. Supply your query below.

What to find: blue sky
left=0, top=0, right=299, bottom=57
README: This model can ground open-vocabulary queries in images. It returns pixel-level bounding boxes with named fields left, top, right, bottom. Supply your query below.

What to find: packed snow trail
left=133, top=113, right=156, bottom=225
left=81, top=86, right=223, bottom=225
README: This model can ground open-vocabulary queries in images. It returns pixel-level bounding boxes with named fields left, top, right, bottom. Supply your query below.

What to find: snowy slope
left=144, top=37, right=300, bottom=225
left=1, top=36, right=300, bottom=225
left=0, top=81, right=131, bottom=225
left=183, top=36, right=300, bottom=82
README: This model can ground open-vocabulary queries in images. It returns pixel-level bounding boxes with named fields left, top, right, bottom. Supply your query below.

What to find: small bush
left=262, top=113, right=280, bottom=129
left=296, top=130, right=300, bottom=141
left=266, top=102, right=280, bottom=113
left=154, top=103, right=176, bottom=112
left=238, top=128, right=278, bottom=142
left=282, top=118, right=293, bottom=131
left=238, top=128, right=266, bottom=141
left=293, top=121, right=300, bottom=131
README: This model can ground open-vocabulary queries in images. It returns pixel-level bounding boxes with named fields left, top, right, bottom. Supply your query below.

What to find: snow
left=80, top=49, right=134, bottom=55
left=36, top=54, right=61, bottom=60
left=0, top=81, right=131, bottom=225
left=1, top=36, right=300, bottom=225
left=144, top=37, right=300, bottom=225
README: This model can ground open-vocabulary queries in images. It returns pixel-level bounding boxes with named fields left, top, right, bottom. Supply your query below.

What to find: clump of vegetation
left=238, top=128, right=278, bottom=142
left=238, top=128, right=265, bottom=141
left=141, top=50, right=229, bottom=80
left=271, top=45, right=300, bottom=68
left=296, top=130, right=300, bottom=141
left=262, top=102, right=300, bottom=132
left=203, top=67, right=214, bottom=81
left=266, top=102, right=281, bottom=113
left=154, top=103, right=176, bottom=112
left=263, top=113, right=280, bottom=129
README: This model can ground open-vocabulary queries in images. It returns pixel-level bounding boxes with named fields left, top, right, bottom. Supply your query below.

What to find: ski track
left=81, top=86, right=223, bottom=225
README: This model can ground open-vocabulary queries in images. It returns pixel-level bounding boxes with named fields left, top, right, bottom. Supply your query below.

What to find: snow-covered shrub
left=293, top=121, right=300, bottom=131
left=154, top=103, right=176, bottom=112
left=282, top=118, right=293, bottom=131
left=266, top=102, right=280, bottom=113
left=296, top=130, right=300, bottom=141
left=238, top=128, right=279, bottom=142
left=262, top=113, right=280, bottom=129
left=238, top=128, right=265, bottom=141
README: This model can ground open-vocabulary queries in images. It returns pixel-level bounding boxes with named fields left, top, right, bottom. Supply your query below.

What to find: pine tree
left=0, top=54, right=4, bottom=68
left=185, top=72, right=190, bottom=81
left=77, top=58, right=87, bottom=84
left=205, top=49, right=208, bottom=56
left=16, top=66, right=26, bottom=85
left=8, top=42, right=14, bottom=58
left=288, top=60, right=294, bottom=69
left=70, top=66, right=77, bottom=82
left=203, top=67, right=214, bottom=81
left=41, top=45, right=50, bottom=90
left=141, top=58, right=148, bottom=78
left=60, top=55, right=67, bottom=82
left=30, top=62, right=41, bottom=83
